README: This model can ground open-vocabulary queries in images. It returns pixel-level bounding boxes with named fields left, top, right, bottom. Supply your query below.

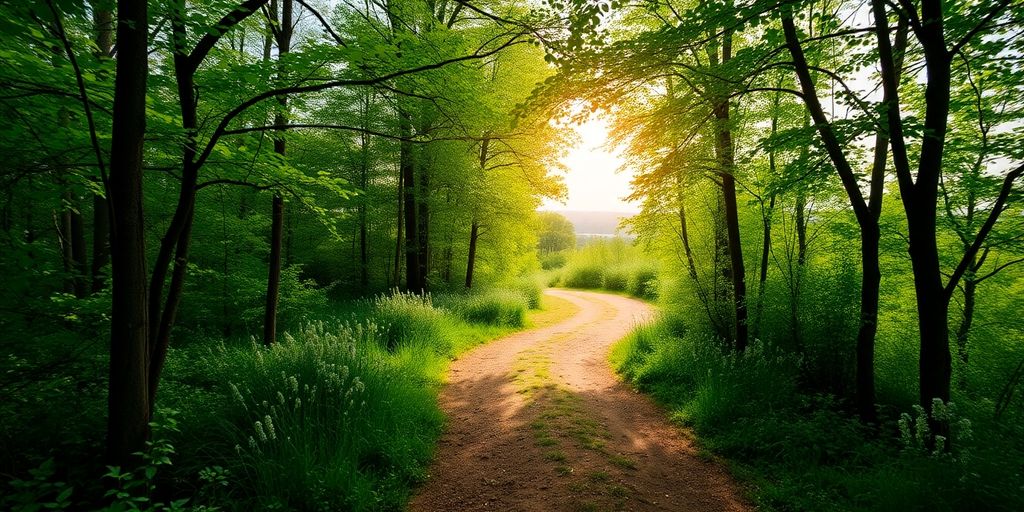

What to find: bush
left=554, top=239, right=659, bottom=300
left=438, top=288, right=529, bottom=328
left=563, top=263, right=604, bottom=289
left=369, top=291, right=458, bottom=354
left=627, top=264, right=659, bottom=300
left=601, top=267, right=629, bottom=291
left=540, top=252, right=568, bottom=270
left=613, top=317, right=800, bottom=431
left=612, top=316, right=1024, bottom=512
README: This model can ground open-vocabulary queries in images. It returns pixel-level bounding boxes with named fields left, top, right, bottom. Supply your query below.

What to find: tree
left=105, top=0, right=150, bottom=468
left=537, top=212, right=576, bottom=253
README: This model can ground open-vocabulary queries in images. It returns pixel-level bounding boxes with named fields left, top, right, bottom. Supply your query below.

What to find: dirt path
left=409, top=289, right=749, bottom=512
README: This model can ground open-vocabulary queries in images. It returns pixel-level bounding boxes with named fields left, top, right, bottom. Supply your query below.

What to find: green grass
left=156, top=284, right=567, bottom=511
left=546, top=239, right=660, bottom=301
left=610, top=315, right=1024, bottom=512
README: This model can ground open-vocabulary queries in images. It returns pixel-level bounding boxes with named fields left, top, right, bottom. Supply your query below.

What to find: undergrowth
left=545, top=239, right=659, bottom=300
left=3, top=283, right=551, bottom=511
left=611, top=315, right=1024, bottom=512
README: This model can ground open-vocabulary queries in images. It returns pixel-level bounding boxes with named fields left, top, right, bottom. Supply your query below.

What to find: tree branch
left=945, top=162, right=1024, bottom=297
left=194, top=33, right=528, bottom=170
left=188, top=0, right=270, bottom=72
left=948, top=0, right=1014, bottom=55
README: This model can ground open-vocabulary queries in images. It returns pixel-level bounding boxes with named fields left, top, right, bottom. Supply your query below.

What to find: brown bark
left=264, top=194, right=284, bottom=345
left=709, top=28, right=748, bottom=351
left=783, top=5, right=888, bottom=423
left=106, top=0, right=150, bottom=467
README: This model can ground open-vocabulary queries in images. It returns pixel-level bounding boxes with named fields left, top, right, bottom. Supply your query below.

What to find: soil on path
left=409, top=289, right=749, bottom=512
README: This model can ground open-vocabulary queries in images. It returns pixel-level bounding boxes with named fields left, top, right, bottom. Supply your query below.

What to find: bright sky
left=541, top=116, right=639, bottom=213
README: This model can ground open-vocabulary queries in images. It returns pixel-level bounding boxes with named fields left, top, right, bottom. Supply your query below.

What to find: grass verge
left=610, top=315, right=1024, bottom=512
left=153, top=286, right=573, bottom=511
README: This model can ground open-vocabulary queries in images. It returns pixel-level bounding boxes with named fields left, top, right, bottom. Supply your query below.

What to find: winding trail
left=410, top=289, right=749, bottom=512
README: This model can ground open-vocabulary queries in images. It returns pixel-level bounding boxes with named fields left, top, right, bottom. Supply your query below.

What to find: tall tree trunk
left=465, top=220, right=479, bottom=288
left=264, top=194, right=284, bottom=345
left=710, top=27, right=748, bottom=351
left=417, top=150, right=430, bottom=289
left=869, top=0, right=954, bottom=428
left=400, top=110, right=421, bottom=292
left=679, top=201, right=699, bottom=283
left=910, top=7, right=954, bottom=423
left=59, top=199, right=74, bottom=295
left=264, top=0, right=292, bottom=345
left=106, top=0, right=150, bottom=467
left=753, top=193, right=775, bottom=339
left=784, top=3, right=897, bottom=423
left=753, top=90, right=781, bottom=340
left=393, top=161, right=403, bottom=288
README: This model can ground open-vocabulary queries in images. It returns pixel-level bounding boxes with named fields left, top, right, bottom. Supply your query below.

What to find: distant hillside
left=544, top=210, right=636, bottom=236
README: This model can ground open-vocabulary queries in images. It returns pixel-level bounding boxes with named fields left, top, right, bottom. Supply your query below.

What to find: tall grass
left=436, top=288, right=529, bottom=327
left=612, top=316, right=1024, bottom=511
left=162, top=285, right=544, bottom=511
left=204, top=321, right=441, bottom=510
left=549, top=239, right=660, bottom=300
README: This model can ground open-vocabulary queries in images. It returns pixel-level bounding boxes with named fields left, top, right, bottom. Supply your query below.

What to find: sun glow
left=542, top=115, right=638, bottom=213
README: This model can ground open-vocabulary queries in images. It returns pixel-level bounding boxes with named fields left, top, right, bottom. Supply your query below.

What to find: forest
left=1, top=0, right=1023, bottom=511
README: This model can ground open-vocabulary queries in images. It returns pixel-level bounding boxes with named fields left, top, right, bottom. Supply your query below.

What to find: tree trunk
left=868, top=0, right=954, bottom=429
left=106, top=0, right=150, bottom=468
left=393, top=160, right=403, bottom=288
left=263, top=0, right=292, bottom=345
left=753, top=193, right=775, bottom=339
left=92, top=193, right=110, bottom=292
left=465, top=220, right=479, bottom=288
left=264, top=194, right=284, bottom=345
left=417, top=154, right=430, bottom=289
left=784, top=5, right=890, bottom=423
left=910, top=6, right=954, bottom=424
left=400, top=110, right=421, bottom=292
left=59, top=201, right=74, bottom=295
left=753, top=91, right=780, bottom=340
left=720, top=171, right=748, bottom=351
left=856, top=222, right=882, bottom=422
left=711, top=70, right=748, bottom=349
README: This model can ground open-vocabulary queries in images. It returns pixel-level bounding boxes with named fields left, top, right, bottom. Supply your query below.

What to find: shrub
left=563, top=263, right=604, bottom=289
left=370, top=291, right=457, bottom=354
left=540, top=252, right=568, bottom=270
left=627, top=264, right=659, bottom=300
left=438, top=288, right=529, bottom=327
left=602, top=267, right=629, bottom=291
